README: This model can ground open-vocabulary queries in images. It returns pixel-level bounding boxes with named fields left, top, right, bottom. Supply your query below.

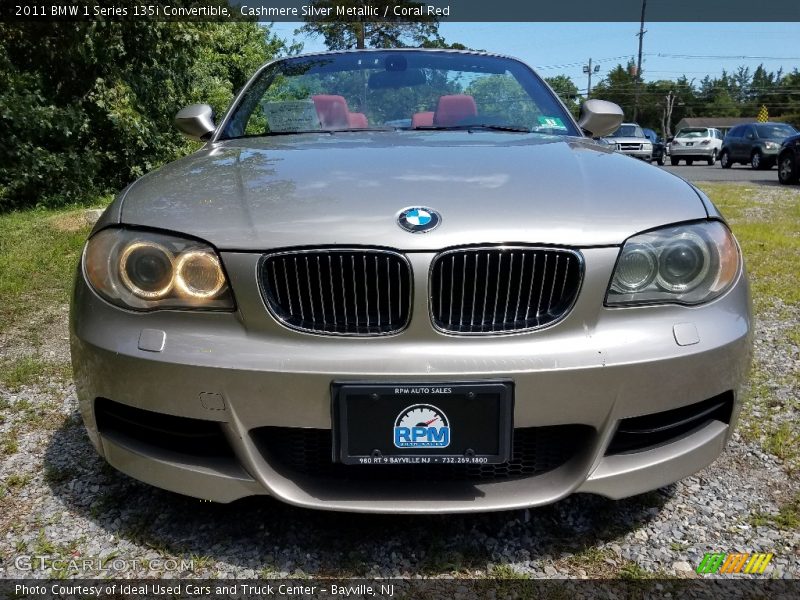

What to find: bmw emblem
left=397, top=207, right=441, bottom=233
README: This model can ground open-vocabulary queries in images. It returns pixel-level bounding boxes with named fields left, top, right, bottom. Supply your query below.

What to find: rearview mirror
left=175, top=104, right=216, bottom=141
left=368, top=69, right=426, bottom=90
left=577, top=99, right=624, bottom=138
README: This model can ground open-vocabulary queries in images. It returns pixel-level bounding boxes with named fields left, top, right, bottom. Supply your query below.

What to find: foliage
left=589, top=61, right=800, bottom=136
left=544, top=75, right=580, bottom=116
left=467, top=75, right=542, bottom=126
left=299, top=0, right=439, bottom=50
left=0, top=18, right=286, bottom=211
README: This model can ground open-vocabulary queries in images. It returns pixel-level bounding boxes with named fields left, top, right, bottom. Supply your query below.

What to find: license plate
left=686, top=142, right=694, bottom=146
left=332, top=381, right=513, bottom=465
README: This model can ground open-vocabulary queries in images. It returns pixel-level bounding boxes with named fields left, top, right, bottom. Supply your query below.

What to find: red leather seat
left=312, top=95, right=350, bottom=128
left=348, top=112, right=368, bottom=128
left=411, top=112, right=434, bottom=128
left=433, top=95, right=478, bottom=127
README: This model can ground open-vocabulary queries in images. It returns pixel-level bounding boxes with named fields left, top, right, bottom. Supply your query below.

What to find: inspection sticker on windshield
left=262, top=100, right=320, bottom=132
left=537, top=116, right=567, bottom=130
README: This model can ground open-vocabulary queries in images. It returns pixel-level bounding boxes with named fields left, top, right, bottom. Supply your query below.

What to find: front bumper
left=71, top=248, right=752, bottom=513
left=618, top=149, right=652, bottom=160
left=670, top=145, right=717, bottom=158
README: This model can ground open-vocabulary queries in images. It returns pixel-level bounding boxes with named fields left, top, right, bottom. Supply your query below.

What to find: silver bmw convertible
left=70, top=49, right=752, bottom=513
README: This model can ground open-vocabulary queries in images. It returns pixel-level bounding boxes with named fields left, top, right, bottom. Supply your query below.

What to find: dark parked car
left=778, top=133, right=800, bottom=184
left=720, top=122, right=799, bottom=170
left=643, top=128, right=667, bottom=166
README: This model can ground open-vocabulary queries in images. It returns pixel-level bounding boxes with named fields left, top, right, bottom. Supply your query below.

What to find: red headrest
left=348, top=112, right=368, bottom=128
left=433, top=95, right=477, bottom=127
left=411, top=112, right=435, bottom=128
left=312, top=95, right=350, bottom=128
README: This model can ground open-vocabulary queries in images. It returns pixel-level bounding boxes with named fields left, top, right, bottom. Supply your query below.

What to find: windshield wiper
left=413, top=124, right=532, bottom=133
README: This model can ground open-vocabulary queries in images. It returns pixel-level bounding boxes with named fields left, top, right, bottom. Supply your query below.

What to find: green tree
left=300, top=0, right=440, bottom=49
left=544, top=75, right=580, bottom=116
left=0, top=20, right=286, bottom=210
left=591, top=61, right=637, bottom=120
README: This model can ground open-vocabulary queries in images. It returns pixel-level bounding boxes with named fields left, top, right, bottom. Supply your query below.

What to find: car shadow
left=45, top=413, right=672, bottom=576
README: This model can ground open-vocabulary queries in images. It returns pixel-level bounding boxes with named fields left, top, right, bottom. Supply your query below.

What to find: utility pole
left=662, top=90, right=676, bottom=138
left=583, top=58, right=601, bottom=99
left=632, top=0, right=647, bottom=121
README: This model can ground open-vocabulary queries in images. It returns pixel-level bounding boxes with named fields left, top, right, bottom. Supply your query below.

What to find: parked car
left=669, top=127, right=723, bottom=166
left=603, top=122, right=653, bottom=160
left=71, top=49, right=751, bottom=513
left=720, top=122, right=799, bottom=170
left=778, top=133, right=800, bottom=184
left=643, top=127, right=667, bottom=166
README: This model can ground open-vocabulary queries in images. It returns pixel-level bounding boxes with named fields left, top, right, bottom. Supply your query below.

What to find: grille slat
left=261, top=250, right=411, bottom=336
left=281, top=258, right=293, bottom=316
left=431, top=247, right=582, bottom=335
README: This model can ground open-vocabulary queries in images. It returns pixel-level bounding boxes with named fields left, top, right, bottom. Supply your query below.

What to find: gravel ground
left=1, top=206, right=799, bottom=580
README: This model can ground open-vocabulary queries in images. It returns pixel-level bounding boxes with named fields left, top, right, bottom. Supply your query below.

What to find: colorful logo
left=393, top=404, right=450, bottom=448
left=397, top=207, right=441, bottom=233
left=696, top=552, right=774, bottom=575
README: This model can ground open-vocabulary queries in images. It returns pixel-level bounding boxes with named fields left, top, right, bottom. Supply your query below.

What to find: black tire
left=657, top=153, right=665, bottom=166
left=670, top=157, right=679, bottom=166
left=751, top=150, right=764, bottom=170
left=778, top=152, right=799, bottom=185
left=720, top=150, right=732, bottom=169
left=686, top=159, right=694, bottom=166
left=707, top=149, right=717, bottom=166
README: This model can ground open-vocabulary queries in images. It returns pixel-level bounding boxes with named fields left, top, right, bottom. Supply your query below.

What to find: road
left=659, top=163, right=780, bottom=185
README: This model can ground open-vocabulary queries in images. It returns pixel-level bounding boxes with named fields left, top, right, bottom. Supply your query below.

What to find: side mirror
left=175, top=104, right=216, bottom=141
left=577, top=99, right=624, bottom=138
left=667, top=137, right=674, bottom=143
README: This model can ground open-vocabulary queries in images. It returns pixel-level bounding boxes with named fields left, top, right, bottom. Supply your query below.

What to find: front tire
left=657, top=153, right=665, bottom=166
left=720, top=150, right=732, bottom=169
left=707, top=150, right=717, bottom=166
left=778, top=153, right=799, bottom=184
left=686, top=159, right=694, bottom=166
left=751, top=151, right=764, bottom=170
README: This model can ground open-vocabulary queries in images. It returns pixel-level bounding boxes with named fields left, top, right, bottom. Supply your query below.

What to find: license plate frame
left=331, top=381, right=513, bottom=466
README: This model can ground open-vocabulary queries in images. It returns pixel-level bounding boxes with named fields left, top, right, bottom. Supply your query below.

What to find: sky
left=268, top=22, right=800, bottom=94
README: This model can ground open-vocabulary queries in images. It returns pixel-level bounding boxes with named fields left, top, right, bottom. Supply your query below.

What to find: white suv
left=669, top=128, right=723, bottom=165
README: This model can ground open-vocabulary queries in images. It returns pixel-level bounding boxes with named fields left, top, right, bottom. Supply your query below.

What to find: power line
left=655, top=53, right=800, bottom=60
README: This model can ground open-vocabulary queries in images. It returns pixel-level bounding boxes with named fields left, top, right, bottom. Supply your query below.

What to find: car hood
left=118, top=132, right=706, bottom=250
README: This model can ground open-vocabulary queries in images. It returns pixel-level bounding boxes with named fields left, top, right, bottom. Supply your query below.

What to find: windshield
left=755, top=123, right=797, bottom=139
left=219, top=51, right=578, bottom=139
left=610, top=125, right=645, bottom=138
left=676, top=128, right=709, bottom=138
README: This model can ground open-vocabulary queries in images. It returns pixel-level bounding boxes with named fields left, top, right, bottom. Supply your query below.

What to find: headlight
left=764, top=141, right=778, bottom=150
left=606, top=221, right=740, bottom=306
left=643, top=143, right=652, bottom=149
left=83, top=228, right=234, bottom=310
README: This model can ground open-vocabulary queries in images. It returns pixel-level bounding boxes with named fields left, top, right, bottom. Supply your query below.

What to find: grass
left=0, top=355, right=72, bottom=391
left=0, top=204, right=103, bottom=336
left=5, top=473, right=32, bottom=490
left=699, top=183, right=800, bottom=477
left=750, top=492, right=800, bottom=530
left=43, top=464, right=79, bottom=485
left=33, top=528, right=57, bottom=554
left=2, top=427, right=19, bottom=455
left=488, top=564, right=531, bottom=579
left=699, top=183, right=800, bottom=312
